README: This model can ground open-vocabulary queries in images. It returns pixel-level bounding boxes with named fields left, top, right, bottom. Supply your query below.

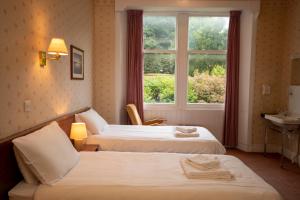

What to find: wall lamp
left=39, top=38, right=68, bottom=67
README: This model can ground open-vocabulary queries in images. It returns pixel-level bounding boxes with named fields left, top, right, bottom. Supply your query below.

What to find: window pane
left=144, top=53, right=175, bottom=103
left=189, top=17, right=229, bottom=50
left=143, top=16, right=176, bottom=50
left=187, top=54, right=226, bottom=104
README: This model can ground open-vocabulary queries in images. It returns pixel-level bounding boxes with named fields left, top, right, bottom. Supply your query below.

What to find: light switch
left=262, top=84, right=271, bottom=96
left=24, top=100, right=32, bottom=112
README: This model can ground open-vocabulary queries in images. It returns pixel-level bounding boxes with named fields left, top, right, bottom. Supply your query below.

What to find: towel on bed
left=174, top=131, right=199, bottom=138
left=180, top=159, right=233, bottom=180
left=186, top=154, right=220, bottom=170
left=175, top=127, right=197, bottom=133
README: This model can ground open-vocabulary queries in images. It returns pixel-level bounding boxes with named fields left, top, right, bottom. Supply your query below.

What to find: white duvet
left=34, top=151, right=281, bottom=200
left=86, top=125, right=226, bottom=154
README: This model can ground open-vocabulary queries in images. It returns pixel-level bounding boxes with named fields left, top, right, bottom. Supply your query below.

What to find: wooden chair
left=126, top=104, right=166, bottom=125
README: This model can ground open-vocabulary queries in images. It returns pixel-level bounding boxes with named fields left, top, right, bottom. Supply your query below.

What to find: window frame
left=143, top=12, right=229, bottom=111
left=143, top=13, right=178, bottom=107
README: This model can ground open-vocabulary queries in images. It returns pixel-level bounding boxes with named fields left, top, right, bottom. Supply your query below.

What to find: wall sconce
left=39, top=38, right=68, bottom=67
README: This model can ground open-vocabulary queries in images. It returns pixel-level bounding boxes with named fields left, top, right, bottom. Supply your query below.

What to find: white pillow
left=77, top=108, right=108, bottom=134
left=12, top=122, right=80, bottom=185
left=13, top=146, right=39, bottom=184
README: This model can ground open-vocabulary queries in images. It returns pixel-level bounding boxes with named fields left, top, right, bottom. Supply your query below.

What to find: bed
left=77, top=109, right=226, bottom=154
left=10, top=151, right=281, bottom=200
left=1, top=108, right=281, bottom=200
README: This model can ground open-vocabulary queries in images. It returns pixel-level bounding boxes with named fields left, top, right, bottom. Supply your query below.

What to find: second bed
left=76, top=109, right=225, bottom=154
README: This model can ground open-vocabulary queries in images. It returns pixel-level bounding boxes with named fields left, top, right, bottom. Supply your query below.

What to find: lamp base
left=73, top=139, right=85, bottom=151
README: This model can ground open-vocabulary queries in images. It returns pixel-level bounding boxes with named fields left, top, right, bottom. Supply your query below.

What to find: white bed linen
left=86, top=125, right=226, bottom=154
left=8, top=181, right=37, bottom=200
left=34, top=151, right=281, bottom=200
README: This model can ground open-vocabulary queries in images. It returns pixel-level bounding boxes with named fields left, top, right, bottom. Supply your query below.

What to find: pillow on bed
left=13, top=146, right=39, bottom=184
left=12, top=121, right=80, bottom=185
left=76, top=108, right=108, bottom=134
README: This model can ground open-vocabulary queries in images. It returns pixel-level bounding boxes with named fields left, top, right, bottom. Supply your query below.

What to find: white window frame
left=143, top=12, right=228, bottom=111
left=143, top=13, right=178, bottom=109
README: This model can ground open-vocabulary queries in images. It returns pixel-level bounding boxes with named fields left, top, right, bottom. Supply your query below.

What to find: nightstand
left=80, top=144, right=100, bottom=152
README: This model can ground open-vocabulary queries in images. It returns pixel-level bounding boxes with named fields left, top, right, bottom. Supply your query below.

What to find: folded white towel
left=176, top=127, right=197, bottom=133
left=180, top=159, right=233, bottom=180
left=186, top=155, right=220, bottom=170
left=175, top=131, right=199, bottom=138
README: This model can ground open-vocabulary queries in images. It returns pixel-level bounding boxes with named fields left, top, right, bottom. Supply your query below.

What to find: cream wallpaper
left=252, top=0, right=300, bottom=152
left=280, top=0, right=300, bottom=107
left=0, top=0, right=93, bottom=139
left=252, top=0, right=286, bottom=145
left=93, top=0, right=116, bottom=123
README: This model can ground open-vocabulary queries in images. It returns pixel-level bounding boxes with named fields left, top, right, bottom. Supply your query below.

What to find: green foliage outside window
left=143, top=16, right=228, bottom=104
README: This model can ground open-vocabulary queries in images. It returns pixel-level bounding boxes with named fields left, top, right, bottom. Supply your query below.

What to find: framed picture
left=70, top=45, right=84, bottom=80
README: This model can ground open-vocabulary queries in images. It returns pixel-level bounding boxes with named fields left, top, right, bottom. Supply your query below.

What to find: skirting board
left=248, top=144, right=300, bottom=166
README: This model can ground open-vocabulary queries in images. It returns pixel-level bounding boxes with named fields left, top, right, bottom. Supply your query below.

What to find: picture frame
left=70, top=45, right=84, bottom=80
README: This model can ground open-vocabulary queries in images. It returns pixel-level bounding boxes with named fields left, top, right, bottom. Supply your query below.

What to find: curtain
left=223, top=11, right=241, bottom=147
left=126, top=10, right=144, bottom=123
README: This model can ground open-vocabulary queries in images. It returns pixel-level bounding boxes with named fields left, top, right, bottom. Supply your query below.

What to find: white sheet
left=34, top=151, right=281, bottom=200
left=86, top=125, right=226, bottom=154
left=8, top=181, right=37, bottom=200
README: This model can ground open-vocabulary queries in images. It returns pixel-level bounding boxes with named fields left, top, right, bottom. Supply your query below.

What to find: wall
left=252, top=0, right=300, bottom=162
left=280, top=0, right=300, bottom=162
left=251, top=0, right=300, bottom=145
left=0, top=0, right=93, bottom=139
left=280, top=0, right=300, bottom=108
left=93, top=0, right=117, bottom=123
left=251, top=0, right=286, bottom=150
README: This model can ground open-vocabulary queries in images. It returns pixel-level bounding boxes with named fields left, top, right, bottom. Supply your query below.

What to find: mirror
left=291, top=57, right=300, bottom=85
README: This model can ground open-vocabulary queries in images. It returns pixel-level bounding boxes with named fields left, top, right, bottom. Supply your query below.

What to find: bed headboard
left=0, top=107, right=90, bottom=200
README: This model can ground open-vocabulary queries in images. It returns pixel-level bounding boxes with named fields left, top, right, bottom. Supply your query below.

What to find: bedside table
left=80, top=144, right=100, bottom=152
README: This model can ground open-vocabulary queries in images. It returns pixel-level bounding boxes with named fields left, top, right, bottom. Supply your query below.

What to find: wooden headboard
left=0, top=107, right=90, bottom=200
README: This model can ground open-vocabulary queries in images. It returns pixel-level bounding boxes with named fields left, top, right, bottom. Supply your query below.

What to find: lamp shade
left=47, top=38, right=68, bottom=55
left=70, top=123, right=87, bottom=140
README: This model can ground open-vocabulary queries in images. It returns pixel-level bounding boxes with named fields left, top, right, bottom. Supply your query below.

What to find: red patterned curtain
left=223, top=11, right=241, bottom=147
left=126, top=10, right=144, bottom=123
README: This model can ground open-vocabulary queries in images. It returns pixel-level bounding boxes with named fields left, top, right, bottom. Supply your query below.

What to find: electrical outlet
left=262, top=84, right=271, bottom=96
left=24, top=100, right=31, bottom=112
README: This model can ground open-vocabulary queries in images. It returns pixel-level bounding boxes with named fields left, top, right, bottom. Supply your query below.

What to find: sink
left=265, top=114, right=300, bottom=128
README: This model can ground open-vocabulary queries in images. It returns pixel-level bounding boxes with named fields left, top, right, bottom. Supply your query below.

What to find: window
left=143, top=14, right=229, bottom=108
left=143, top=16, right=176, bottom=104
left=187, top=17, right=229, bottom=104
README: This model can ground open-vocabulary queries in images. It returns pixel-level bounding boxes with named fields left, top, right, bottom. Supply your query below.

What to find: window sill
left=185, top=103, right=225, bottom=110
left=144, top=103, right=177, bottom=111
left=144, top=103, right=225, bottom=111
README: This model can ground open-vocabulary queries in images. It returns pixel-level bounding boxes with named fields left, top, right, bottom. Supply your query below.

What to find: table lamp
left=70, top=123, right=87, bottom=151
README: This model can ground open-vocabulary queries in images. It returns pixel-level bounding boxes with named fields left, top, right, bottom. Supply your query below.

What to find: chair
left=126, top=104, right=166, bottom=125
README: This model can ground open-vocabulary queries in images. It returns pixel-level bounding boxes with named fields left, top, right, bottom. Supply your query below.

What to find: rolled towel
left=176, top=127, right=197, bottom=133
left=175, top=131, right=199, bottom=138
left=186, top=155, right=220, bottom=170
left=180, top=159, right=233, bottom=180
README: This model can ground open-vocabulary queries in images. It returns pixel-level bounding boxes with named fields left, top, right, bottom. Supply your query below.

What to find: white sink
left=265, top=114, right=300, bottom=129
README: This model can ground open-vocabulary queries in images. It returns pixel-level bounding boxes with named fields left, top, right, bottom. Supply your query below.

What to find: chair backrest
left=126, top=104, right=143, bottom=125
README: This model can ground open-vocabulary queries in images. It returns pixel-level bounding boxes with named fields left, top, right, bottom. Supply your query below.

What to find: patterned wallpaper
left=93, top=0, right=117, bottom=123
left=280, top=0, right=300, bottom=108
left=0, top=0, right=93, bottom=139
left=252, top=0, right=286, bottom=145
left=279, top=0, right=300, bottom=153
left=252, top=0, right=300, bottom=149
